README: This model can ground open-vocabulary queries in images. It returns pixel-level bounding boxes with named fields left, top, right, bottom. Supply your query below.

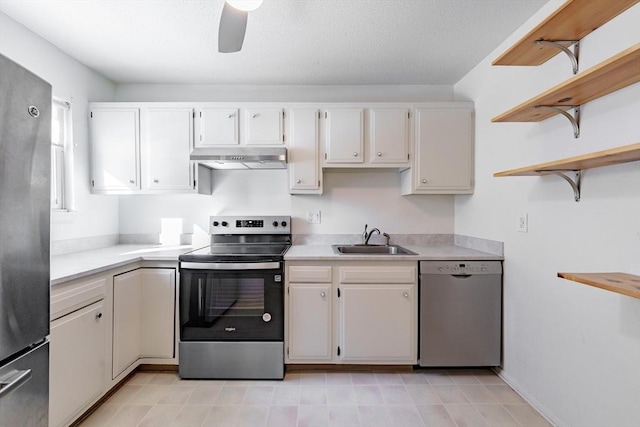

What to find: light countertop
left=284, top=244, right=504, bottom=261
left=50, top=244, right=194, bottom=286
left=51, top=243, right=503, bottom=286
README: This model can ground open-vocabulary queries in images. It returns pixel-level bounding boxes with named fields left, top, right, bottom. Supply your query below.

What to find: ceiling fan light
left=226, top=0, right=263, bottom=12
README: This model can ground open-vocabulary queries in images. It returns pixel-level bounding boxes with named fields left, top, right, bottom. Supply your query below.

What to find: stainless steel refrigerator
left=0, top=54, right=51, bottom=426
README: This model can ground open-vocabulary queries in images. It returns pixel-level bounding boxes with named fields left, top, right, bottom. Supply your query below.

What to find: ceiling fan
left=218, top=0, right=264, bottom=53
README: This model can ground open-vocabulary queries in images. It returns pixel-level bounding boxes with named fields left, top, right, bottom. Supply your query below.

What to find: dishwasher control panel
left=420, top=261, right=502, bottom=275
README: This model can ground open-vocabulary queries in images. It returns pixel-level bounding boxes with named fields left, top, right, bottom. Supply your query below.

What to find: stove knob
left=221, top=221, right=228, bottom=227
left=213, top=221, right=219, bottom=226
left=272, top=221, right=279, bottom=227
left=281, top=221, right=287, bottom=227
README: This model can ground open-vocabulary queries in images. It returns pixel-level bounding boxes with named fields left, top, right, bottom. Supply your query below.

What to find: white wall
left=116, top=84, right=456, bottom=239
left=454, top=2, right=640, bottom=426
left=0, top=12, right=118, bottom=243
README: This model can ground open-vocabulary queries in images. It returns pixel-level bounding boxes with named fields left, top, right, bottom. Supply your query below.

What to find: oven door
left=179, top=261, right=284, bottom=341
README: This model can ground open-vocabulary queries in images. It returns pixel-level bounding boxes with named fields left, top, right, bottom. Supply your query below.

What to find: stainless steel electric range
left=178, top=215, right=291, bottom=380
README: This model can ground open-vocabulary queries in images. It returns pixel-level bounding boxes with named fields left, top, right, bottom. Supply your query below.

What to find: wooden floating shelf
left=494, top=143, right=640, bottom=177
left=493, top=0, right=639, bottom=67
left=558, top=272, right=640, bottom=299
left=492, top=43, right=640, bottom=123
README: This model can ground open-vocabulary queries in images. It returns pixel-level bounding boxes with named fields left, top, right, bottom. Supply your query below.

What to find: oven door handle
left=181, top=262, right=281, bottom=270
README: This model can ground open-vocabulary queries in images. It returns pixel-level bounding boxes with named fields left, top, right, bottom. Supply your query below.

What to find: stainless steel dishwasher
left=419, top=261, right=502, bottom=367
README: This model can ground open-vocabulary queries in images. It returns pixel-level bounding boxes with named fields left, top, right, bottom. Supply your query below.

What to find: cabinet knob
left=403, top=292, right=409, bottom=298
left=153, top=179, right=159, bottom=183
left=296, top=179, right=301, bottom=184
left=353, top=152, right=358, bottom=157
left=129, top=179, right=135, bottom=184
left=321, top=292, right=326, bottom=298
left=96, top=312, right=103, bottom=319
left=228, top=113, right=234, bottom=118
left=252, top=113, right=258, bottom=118
left=377, top=152, right=382, bottom=157
left=421, top=179, right=427, bottom=184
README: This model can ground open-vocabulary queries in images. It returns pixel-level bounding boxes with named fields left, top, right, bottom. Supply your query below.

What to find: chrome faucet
left=364, top=227, right=381, bottom=245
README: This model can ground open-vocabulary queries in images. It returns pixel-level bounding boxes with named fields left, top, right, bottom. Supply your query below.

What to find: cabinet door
left=324, top=108, right=364, bottom=164
left=143, top=107, right=194, bottom=191
left=414, top=107, right=474, bottom=192
left=90, top=108, right=140, bottom=192
left=197, top=107, right=239, bottom=146
left=140, top=268, right=176, bottom=358
left=50, top=300, right=106, bottom=427
left=244, top=108, right=284, bottom=145
left=339, top=284, right=416, bottom=363
left=369, top=107, right=410, bottom=165
left=288, top=108, right=321, bottom=193
left=288, top=284, right=332, bottom=361
left=112, top=269, right=142, bottom=378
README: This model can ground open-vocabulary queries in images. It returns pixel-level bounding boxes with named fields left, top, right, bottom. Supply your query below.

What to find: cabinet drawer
left=288, top=266, right=333, bottom=283
left=51, top=277, right=107, bottom=321
left=339, top=266, right=416, bottom=284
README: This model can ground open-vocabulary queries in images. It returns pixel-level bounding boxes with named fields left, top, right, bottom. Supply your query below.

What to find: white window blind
left=51, top=98, right=71, bottom=210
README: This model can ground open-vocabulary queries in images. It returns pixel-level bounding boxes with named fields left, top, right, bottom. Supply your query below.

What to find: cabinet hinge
left=337, top=346, right=341, bottom=356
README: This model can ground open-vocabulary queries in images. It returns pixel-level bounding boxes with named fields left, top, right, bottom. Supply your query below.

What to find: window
left=51, top=98, right=72, bottom=210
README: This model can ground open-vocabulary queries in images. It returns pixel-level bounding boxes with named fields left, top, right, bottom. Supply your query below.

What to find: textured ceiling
left=0, top=0, right=547, bottom=85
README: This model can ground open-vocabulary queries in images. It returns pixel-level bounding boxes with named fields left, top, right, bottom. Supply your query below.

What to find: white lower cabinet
left=288, top=284, right=333, bottom=361
left=112, top=267, right=176, bottom=379
left=339, top=284, right=415, bottom=362
left=286, top=261, right=417, bottom=365
left=50, top=278, right=108, bottom=427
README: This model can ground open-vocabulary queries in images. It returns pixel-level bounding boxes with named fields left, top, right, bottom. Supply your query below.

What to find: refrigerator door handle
left=0, top=369, right=32, bottom=399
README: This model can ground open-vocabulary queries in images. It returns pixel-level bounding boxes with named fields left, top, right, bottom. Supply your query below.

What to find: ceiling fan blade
left=218, top=2, right=248, bottom=53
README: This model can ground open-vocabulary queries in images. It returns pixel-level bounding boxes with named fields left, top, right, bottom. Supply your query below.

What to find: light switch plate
left=517, top=213, right=528, bottom=233
left=306, top=210, right=321, bottom=224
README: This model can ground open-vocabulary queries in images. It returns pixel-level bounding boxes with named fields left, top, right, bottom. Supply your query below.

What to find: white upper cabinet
left=90, top=108, right=140, bottom=192
left=244, top=107, right=284, bottom=145
left=142, top=107, right=194, bottom=191
left=90, top=102, right=211, bottom=195
left=196, top=107, right=239, bottom=146
left=324, top=107, right=365, bottom=164
left=323, top=105, right=410, bottom=168
left=287, top=107, right=321, bottom=194
left=369, top=107, right=410, bottom=165
left=401, top=103, right=474, bottom=194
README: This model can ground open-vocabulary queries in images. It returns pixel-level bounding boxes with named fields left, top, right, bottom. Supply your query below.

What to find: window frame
left=51, top=97, right=73, bottom=211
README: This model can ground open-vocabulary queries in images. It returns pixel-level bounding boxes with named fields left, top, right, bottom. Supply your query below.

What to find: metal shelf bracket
left=535, top=105, right=581, bottom=138
left=538, top=170, right=582, bottom=202
left=535, top=40, right=580, bottom=74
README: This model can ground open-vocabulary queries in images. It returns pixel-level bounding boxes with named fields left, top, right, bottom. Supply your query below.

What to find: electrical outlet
left=306, top=210, right=321, bottom=224
left=517, top=213, right=528, bottom=233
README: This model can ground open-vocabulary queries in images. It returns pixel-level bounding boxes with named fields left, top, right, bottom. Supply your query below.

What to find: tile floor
left=79, top=369, right=552, bottom=427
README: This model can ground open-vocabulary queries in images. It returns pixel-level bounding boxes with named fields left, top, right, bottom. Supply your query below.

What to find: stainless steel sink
left=331, top=244, right=417, bottom=255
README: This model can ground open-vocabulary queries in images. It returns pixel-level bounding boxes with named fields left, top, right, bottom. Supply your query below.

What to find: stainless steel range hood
left=190, top=147, right=287, bottom=170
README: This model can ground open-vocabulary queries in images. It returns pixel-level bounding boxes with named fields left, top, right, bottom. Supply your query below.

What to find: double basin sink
left=332, top=244, right=417, bottom=255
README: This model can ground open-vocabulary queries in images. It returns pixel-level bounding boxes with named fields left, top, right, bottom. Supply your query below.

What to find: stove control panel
left=209, top=216, right=291, bottom=234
